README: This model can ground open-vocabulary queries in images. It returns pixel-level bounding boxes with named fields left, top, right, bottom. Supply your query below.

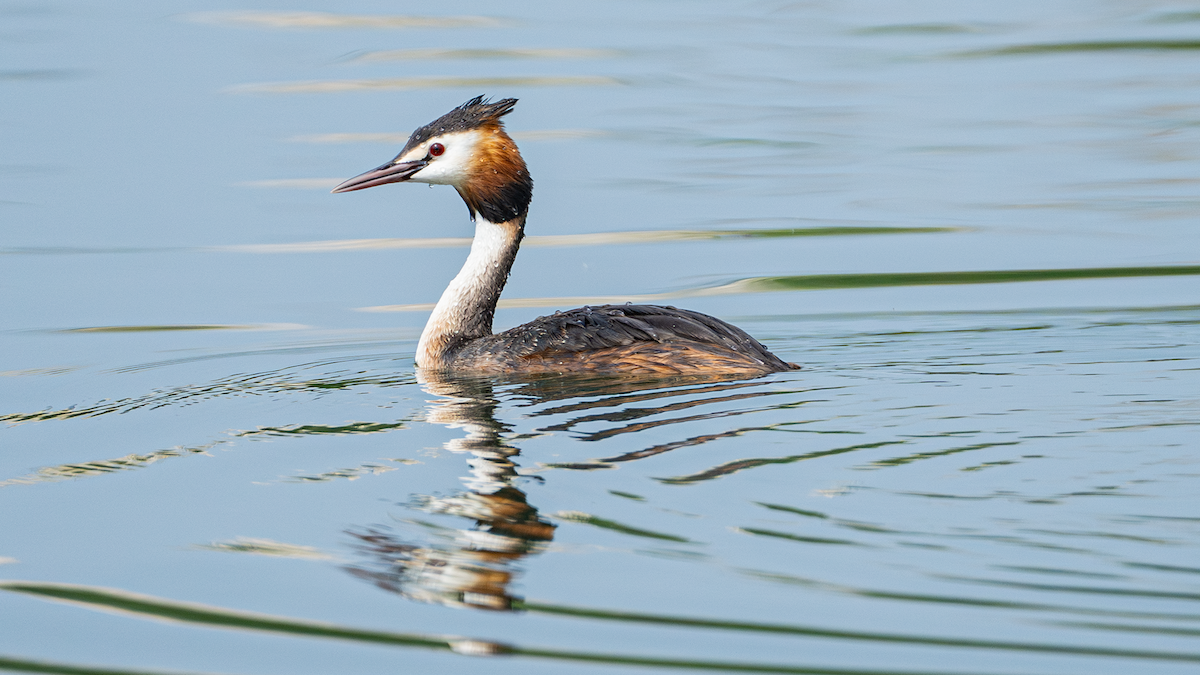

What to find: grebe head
left=332, top=96, right=533, bottom=223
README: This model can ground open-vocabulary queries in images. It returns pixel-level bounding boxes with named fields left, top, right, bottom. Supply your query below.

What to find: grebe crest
left=334, top=96, right=798, bottom=376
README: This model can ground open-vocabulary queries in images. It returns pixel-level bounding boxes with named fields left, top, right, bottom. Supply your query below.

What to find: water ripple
left=185, top=11, right=501, bottom=30
left=361, top=265, right=1200, bottom=312
left=352, top=48, right=618, bottom=61
left=6, top=581, right=1200, bottom=669
left=231, top=76, right=618, bottom=94
left=957, top=40, right=1200, bottom=57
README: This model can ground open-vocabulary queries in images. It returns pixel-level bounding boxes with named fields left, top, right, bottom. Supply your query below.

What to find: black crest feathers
left=401, top=96, right=519, bottom=155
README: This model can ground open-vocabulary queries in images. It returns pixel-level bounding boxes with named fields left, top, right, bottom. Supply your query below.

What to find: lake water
left=2, top=2, right=1200, bottom=674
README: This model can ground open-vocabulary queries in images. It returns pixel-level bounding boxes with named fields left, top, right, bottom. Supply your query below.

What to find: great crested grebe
left=333, top=96, right=798, bottom=375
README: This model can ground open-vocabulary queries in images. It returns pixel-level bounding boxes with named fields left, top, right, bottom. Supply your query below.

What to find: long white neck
left=416, top=215, right=525, bottom=369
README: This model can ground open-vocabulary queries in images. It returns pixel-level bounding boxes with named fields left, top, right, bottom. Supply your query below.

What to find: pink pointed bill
left=331, top=159, right=427, bottom=193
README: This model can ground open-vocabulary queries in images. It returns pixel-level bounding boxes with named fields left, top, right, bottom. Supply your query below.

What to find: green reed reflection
left=745, top=265, right=1200, bottom=292
left=944, top=575, right=1200, bottom=601
left=244, top=421, right=406, bottom=436
left=5, top=581, right=1200, bottom=669
left=556, top=510, right=692, bottom=543
left=736, top=527, right=862, bottom=546
left=1052, top=621, right=1200, bottom=637
left=658, top=440, right=907, bottom=484
left=365, top=265, right=1200, bottom=313
left=958, top=40, right=1200, bottom=57
left=742, top=569, right=1200, bottom=623
left=0, top=654, right=219, bottom=675
left=856, top=23, right=986, bottom=35
left=865, top=442, right=1021, bottom=469
left=515, top=599, right=1200, bottom=661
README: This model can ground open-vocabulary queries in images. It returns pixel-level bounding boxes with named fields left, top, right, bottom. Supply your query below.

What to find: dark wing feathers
left=458, top=304, right=797, bottom=373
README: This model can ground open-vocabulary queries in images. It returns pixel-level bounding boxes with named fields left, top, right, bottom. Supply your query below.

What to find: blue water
left=2, top=2, right=1200, bottom=674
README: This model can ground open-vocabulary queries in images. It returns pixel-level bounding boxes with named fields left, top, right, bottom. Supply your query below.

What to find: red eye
left=429, top=143, right=445, bottom=157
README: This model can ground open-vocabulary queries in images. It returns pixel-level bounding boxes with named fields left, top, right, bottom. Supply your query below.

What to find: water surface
left=2, top=2, right=1199, bottom=674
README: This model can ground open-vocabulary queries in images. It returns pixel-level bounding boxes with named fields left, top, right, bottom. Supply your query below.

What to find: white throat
left=416, top=216, right=517, bottom=368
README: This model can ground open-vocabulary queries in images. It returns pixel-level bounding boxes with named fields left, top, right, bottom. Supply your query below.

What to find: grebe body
left=333, top=97, right=797, bottom=376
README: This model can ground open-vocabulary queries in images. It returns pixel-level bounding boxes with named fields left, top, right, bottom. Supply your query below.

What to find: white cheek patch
left=404, top=130, right=481, bottom=186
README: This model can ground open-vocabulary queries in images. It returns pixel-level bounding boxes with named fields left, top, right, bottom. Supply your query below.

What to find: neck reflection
left=347, top=372, right=554, bottom=611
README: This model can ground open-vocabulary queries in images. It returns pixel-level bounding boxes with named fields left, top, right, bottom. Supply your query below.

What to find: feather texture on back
left=451, top=304, right=799, bottom=375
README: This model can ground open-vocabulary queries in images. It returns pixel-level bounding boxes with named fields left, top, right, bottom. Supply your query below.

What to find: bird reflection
left=346, top=371, right=794, bottom=610
left=346, top=373, right=555, bottom=611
